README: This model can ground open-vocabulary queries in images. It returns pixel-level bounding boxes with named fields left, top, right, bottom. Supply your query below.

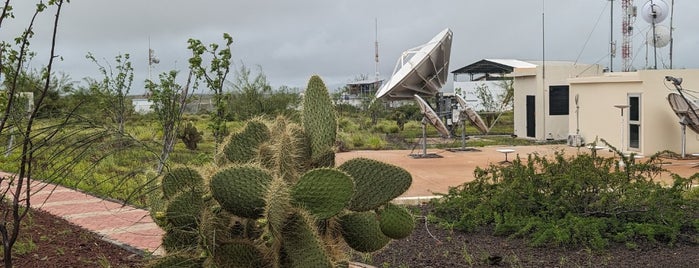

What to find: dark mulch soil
left=2, top=208, right=144, bottom=268
left=356, top=205, right=699, bottom=268
left=5, top=205, right=697, bottom=268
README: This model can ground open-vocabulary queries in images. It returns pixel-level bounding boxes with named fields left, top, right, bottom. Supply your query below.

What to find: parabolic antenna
left=641, top=0, right=669, bottom=24
left=376, top=28, right=453, bottom=100
left=455, top=95, right=489, bottom=134
left=646, top=25, right=671, bottom=48
left=411, top=94, right=449, bottom=158
left=668, top=93, right=699, bottom=134
left=414, top=94, right=450, bottom=138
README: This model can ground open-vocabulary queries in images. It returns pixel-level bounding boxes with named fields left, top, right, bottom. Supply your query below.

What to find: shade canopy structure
left=376, top=28, right=453, bottom=100
left=451, top=59, right=536, bottom=76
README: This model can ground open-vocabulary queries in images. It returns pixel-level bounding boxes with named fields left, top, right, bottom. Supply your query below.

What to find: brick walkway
left=0, top=172, right=164, bottom=255
left=2, top=144, right=696, bottom=258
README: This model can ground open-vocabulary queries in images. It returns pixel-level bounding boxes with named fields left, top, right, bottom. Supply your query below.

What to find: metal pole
left=669, top=0, right=675, bottom=69
left=421, top=118, right=427, bottom=156
left=610, top=0, right=615, bottom=72
left=681, top=122, right=686, bottom=158
left=461, top=120, right=466, bottom=149
left=650, top=0, right=658, bottom=69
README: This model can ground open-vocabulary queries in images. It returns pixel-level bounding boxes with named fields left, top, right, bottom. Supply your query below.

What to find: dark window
left=549, top=85, right=569, bottom=115
left=629, top=124, right=640, bottom=148
left=629, top=96, right=639, bottom=121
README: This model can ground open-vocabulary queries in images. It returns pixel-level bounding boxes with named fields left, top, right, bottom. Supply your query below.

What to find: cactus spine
left=149, top=75, right=414, bottom=267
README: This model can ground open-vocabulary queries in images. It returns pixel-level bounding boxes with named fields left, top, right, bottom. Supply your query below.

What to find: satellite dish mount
left=447, top=95, right=488, bottom=152
left=411, top=95, right=450, bottom=158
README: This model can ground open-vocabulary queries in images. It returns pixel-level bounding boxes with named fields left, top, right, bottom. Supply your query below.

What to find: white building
left=569, top=69, right=699, bottom=155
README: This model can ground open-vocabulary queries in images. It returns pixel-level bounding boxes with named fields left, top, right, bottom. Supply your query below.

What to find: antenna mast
left=621, top=0, right=636, bottom=71
left=610, top=0, right=615, bottom=72
left=669, top=0, right=675, bottom=69
left=374, top=18, right=379, bottom=82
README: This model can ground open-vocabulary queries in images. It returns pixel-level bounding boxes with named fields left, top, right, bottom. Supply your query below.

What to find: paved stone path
left=0, top=172, right=164, bottom=255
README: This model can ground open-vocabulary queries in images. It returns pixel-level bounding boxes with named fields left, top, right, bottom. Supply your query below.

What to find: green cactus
left=302, top=75, right=337, bottom=162
left=162, top=166, right=204, bottom=200
left=150, top=75, right=415, bottom=267
left=378, top=203, right=415, bottom=239
left=281, top=212, right=334, bottom=268
left=311, top=147, right=336, bottom=168
left=262, top=120, right=311, bottom=183
left=199, top=207, right=237, bottom=248
left=291, top=168, right=354, bottom=219
left=165, top=191, right=204, bottom=229
left=162, top=227, right=199, bottom=252
left=264, top=177, right=293, bottom=241
left=148, top=254, right=204, bottom=268
left=338, top=158, right=412, bottom=211
left=339, top=211, right=391, bottom=253
left=220, top=118, right=270, bottom=164
left=212, top=240, right=270, bottom=268
left=210, top=165, right=272, bottom=219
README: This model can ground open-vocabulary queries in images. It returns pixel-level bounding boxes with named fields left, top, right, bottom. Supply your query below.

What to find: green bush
left=431, top=145, right=698, bottom=249
left=365, top=135, right=386, bottom=150
left=371, top=121, right=399, bottom=134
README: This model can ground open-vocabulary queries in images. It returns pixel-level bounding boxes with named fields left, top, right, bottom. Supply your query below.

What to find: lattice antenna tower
left=621, top=0, right=637, bottom=71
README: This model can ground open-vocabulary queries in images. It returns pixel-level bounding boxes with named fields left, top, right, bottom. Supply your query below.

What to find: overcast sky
left=3, top=0, right=698, bottom=94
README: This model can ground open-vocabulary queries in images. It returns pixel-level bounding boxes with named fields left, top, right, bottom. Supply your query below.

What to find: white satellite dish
left=646, top=25, right=671, bottom=48
left=668, top=92, right=699, bottom=134
left=455, top=95, right=489, bottom=134
left=641, top=0, right=669, bottom=24
left=376, top=28, right=453, bottom=100
left=412, top=94, right=449, bottom=158
left=415, top=94, right=450, bottom=138
left=447, top=95, right=489, bottom=152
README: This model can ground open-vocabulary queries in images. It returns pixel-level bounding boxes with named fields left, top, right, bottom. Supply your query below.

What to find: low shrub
left=431, top=142, right=698, bottom=249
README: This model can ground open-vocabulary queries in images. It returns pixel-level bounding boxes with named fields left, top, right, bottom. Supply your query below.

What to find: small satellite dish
left=376, top=28, right=453, bottom=100
left=455, top=95, right=489, bottom=134
left=414, top=95, right=450, bottom=138
left=646, top=25, right=671, bottom=48
left=411, top=94, right=449, bottom=158
left=668, top=93, right=699, bottom=134
left=641, top=0, right=670, bottom=24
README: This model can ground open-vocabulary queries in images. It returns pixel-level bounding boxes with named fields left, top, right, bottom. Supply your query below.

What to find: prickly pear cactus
left=303, top=75, right=337, bottom=167
left=148, top=75, right=415, bottom=267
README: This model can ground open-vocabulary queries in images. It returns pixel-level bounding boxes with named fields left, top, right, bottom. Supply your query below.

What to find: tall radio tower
left=374, top=18, right=380, bottom=83
left=621, top=0, right=636, bottom=71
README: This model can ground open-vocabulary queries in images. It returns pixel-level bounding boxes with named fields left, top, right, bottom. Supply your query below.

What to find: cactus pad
left=210, top=165, right=272, bottom=219
left=302, top=75, right=337, bottom=161
left=148, top=254, right=203, bottom=268
left=162, top=166, right=204, bottom=200
left=378, top=203, right=415, bottom=239
left=162, top=228, right=199, bottom=252
left=165, top=191, right=204, bottom=229
left=310, top=147, right=335, bottom=168
left=281, top=212, right=334, bottom=268
left=264, top=177, right=293, bottom=239
left=339, top=211, right=390, bottom=253
left=291, top=168, right=354, bottom=219
left=338, top=158, right=412, bottom=211
left=212, top=240, right=270, bottom=268
left=221, top=119, right=270, bottom=164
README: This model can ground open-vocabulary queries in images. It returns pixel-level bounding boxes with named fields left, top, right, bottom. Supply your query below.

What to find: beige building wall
left=512, top=62, right=604, bottom=140
left=569, top=69, right=699, bottom=155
